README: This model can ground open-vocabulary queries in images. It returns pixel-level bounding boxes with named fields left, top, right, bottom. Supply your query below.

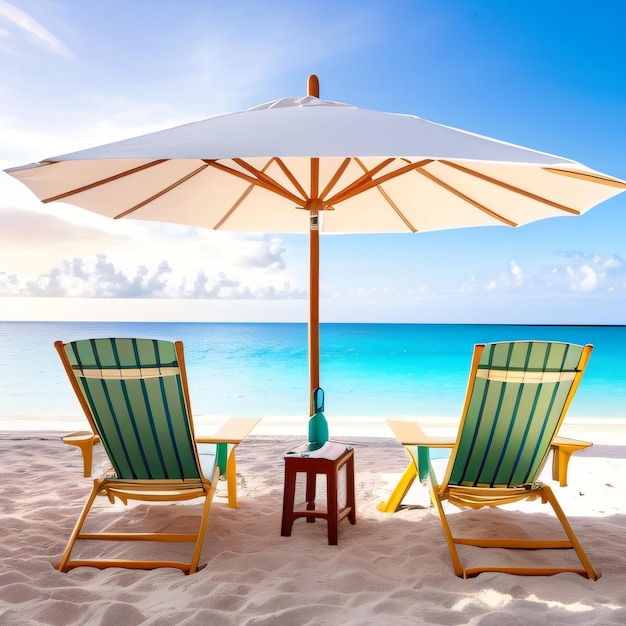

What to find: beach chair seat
left=384, top=341, right=599, bottom=579
left=63, top=416, right=259, bottom=508
left=378, top=429, right=592, bottom=514
left=55, top=337, right=222, bottom=574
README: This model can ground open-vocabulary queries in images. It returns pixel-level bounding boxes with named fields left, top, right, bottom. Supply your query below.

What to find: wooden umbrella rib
left=319, top=158, right=351, bottom=202
left=321, top=158, right=397, bottom=205
left=213, top=180, right=258, bottom=230
left=441, top=160, right=581, bottom=215
left=41, top=160, right=168, bottom=203
left=376, top=187, right=418, bottom=232
left=274, top=158, right=309, bottom=199
left=350, top=157, right=417, bottom=231
left=543, top=167, right=626, bottom=189
left=211, top=158, right=306, bottom=230
left=206, top=159, right=304, bottom=205
left=324, top=158, right=398, bottom=205
left=417, top=167, right=518, bottom=226
left=326, top=158, right=433, bottom=205
left=114, top=164, right=209, bottom=219
left=234, top=157, right=309, bottom=204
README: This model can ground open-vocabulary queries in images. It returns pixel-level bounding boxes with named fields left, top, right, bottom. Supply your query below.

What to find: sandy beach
left=1, top=418, right=626, bottom=625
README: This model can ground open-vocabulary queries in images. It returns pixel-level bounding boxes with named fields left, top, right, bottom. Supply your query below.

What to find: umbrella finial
left=308, top=74, right=319, bottom=98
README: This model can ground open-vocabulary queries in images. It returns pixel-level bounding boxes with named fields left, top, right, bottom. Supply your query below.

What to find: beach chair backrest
left=60, top=338, right=201, bottom=480
left=447, top=341, right=590, bottom=489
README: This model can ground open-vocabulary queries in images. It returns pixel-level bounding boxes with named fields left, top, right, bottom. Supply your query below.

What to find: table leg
left=281, top=465, right=297, bottom=537
left=305, top=469, right=317, bottom=523
left=346, top=453, right=356, bottom=524
left=326, top=467, right=339, bottom=545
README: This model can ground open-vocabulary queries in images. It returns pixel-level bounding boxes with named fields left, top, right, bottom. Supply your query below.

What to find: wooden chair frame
left=55, top=338, right=235, bottom=573
left=382, top=341, right=599, bottom=579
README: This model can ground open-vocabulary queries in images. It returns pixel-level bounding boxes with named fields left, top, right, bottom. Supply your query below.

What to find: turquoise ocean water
left=1, top=322, right=624, bottom=425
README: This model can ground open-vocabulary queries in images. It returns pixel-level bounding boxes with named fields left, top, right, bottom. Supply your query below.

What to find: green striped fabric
left=64, top=338, right=201, bottom=480
left=449, top=341, right=584, bottom=488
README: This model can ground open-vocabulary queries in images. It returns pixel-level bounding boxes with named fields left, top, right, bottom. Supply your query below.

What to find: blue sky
left=1, top=0, right=625, bottom=324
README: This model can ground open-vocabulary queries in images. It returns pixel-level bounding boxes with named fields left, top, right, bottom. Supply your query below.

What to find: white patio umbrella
left=6, top=75, right=626, bottom=433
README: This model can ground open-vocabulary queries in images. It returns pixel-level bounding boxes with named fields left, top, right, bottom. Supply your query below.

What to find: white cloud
left=433, top=251, right=626, bottom=301
left=558, top=253, right=626, bottom=293
left=0, top=205, right=308, bottom=300
left=0, top=0, right=71, bottom=57
left=458, top=276, right=478, bottom=293
left=604, top=256, right=622, bottom=269
left=239, top=238, right=287, bottom=271
left=574, top=264, right=598, bottom=292
left=0, top=252, right=307, bottom=300
left=509, top=260, right=524, bottom=286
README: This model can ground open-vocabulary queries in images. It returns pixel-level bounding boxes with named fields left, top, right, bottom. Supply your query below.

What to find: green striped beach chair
left=55, top=337, right=221, bottom=574
left=386, top=341, right=599, bottom=579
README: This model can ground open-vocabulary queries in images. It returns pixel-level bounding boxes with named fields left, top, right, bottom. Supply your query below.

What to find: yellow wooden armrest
left=551, top=436, right=592, bottom=487
left=62, top=431, right=100, bottom=477
left=386, top=419, right=455, bottom=448
left=386, top=422, right=591, bottom=488
left=195, top=417, right=261, bottom=444
left=378, top=420, right=454, bottom=513
left=196, top=417, right=261, bottom=508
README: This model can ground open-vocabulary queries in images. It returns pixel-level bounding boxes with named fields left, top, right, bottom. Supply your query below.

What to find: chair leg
left=429, top=485, right=466, bottom=578
left=59, top=479, right=217, bottom=574
left=377, top=461, right=418, bottom=513
left=189, top=469, right=219, bottom=574
left=542, top=485, right=601, bottom=580
left=551, top=447, right=576, bottom=487
left=430, top=483, right=600, bottom=580
left=225, top=445, right=238, bottom=508
left=57, top=479, right=102, bottom=572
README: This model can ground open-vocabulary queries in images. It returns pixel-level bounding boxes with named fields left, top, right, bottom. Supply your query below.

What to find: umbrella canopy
left=6, top=75, right=626, bottom=421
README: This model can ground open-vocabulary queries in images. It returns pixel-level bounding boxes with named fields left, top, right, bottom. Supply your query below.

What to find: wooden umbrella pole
left=308, top=74, right=321, bottom=415
left=308, top=74, right=319, bottom=98
left=309, top=203, right=320, bottom=415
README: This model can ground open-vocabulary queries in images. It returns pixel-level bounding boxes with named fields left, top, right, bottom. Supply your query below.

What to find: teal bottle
left=308, top=387, right=329, bottom=447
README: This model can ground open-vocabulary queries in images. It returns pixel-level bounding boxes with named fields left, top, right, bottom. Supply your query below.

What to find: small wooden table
left=281, top=444, right=356, bottom=545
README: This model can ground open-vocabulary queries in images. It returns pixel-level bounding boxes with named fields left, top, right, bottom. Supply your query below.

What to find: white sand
left=1, top=418, right=626, bottom=625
